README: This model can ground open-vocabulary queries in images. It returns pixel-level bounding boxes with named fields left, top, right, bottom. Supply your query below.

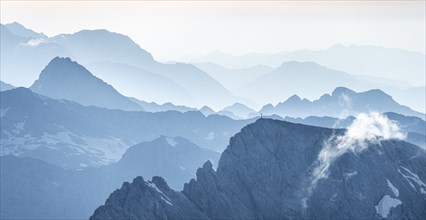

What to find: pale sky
left=1, top=1, right=425, bottom=61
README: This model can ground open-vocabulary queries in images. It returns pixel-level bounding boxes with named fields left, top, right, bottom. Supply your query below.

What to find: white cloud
left=304, top=112, right=405, bottom=206
left=20, top=38, right=44, bottom=47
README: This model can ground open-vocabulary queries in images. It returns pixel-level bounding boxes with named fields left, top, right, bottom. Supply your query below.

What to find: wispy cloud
left=303, top=112, right=405, bottom=207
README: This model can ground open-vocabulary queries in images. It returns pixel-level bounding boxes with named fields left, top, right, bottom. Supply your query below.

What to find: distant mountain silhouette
left=30, top=57, right=142, bottom=111
left=0, top=81, right=14, bottom=91
left=236, top=61, right=380, bottom=106
left=4, top=22, right=46, bottom=39
left=199, top=106, right=216, bottom=117
left=220, top=102, right=256, bottom=119
left=257, top=87, right=425, bottom=119
left=197, top=50, right=425, bottom=113
left=1, top=23, right=237, bottom=109
left=194, top=44, right=425, bottom=86
left=87, top=61, right=198, bottom=107
left=194, top=62, right=273, bottom=90
left=48, top=29, right=155, bottom=67
left=129, top=97, right=197, bottom=113
left=46, top=28, right=236, bottom=109
left=0, top=23, right=72, bottom=86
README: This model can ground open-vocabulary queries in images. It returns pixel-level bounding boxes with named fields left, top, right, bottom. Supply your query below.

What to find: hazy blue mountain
left=87, top=62, right=198, bottom=106
left=199, top=106, right=216, bottom=117
left=1, top=88, right=252, bottom=168
left=0, top=23, right=72, bottom=87
left=112, top=136, right=220, bottom=190
left=0, top=24, right=23, bottom=50
left=284, top=112, right=426, bottom=148
left=4, top=22, right=47, bottom=39
left=145, top=62, right=236, bottom=109
left=0, top=81, right=15, bottom=91
left=196, top=50, right=425, bottom=113
left=30, top=57, right=142, bottom=111
left=1, top=23, right=237, bottom=109
left=235, top=61, right=379, bottom=106
left=46, top=29, right=236, bottom=109
left=257, top=87, right=425, bottom=120
left=194, top=62, right=273, bottom=90
left=220, top=103, right=256, bottom=119
left=389, top=86, right=426, bottom=116
left=129, top=97, right=197, bottom=113
left=91, top=119, right=426, bottom=219
left=193, top=45, right=425, bottom=87
left=0, top=137, right=219, bottom=219
left=48, top=29, right=156, bottom=67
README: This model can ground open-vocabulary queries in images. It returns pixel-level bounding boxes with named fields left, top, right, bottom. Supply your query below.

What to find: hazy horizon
left=1, top=1, right=425, bottom=62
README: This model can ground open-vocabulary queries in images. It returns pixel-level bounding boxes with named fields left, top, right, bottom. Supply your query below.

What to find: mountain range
left=1, top=23, right=239, bottom=109
left=30, top=57, right=142, bottom=111
left=0, top=81, right=14, bottom=91
left=192, top=44, right=425, bottom=87
left=0, top=136, right=219, bottom=219
left=90, top=119, right=426, bottom=219
left=2, top=22, right=424, bottom=112
left=0, top=87, right=252, bottom=169
left=257, top=87, right=425, bottom=120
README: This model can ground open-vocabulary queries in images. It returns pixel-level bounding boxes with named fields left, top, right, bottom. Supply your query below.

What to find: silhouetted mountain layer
left=0, top=81, right=14, bottom=91
left=194, top=62, right=273, bottom=90
left=0, top=23, right=72, bottom=86
left=194, top=45, right=425, bottom=87
left=129, top=97, right=197, bottom=113
left=0, top=136, right=219, bottom=219
left=235, top=61, right=416, bottom=107
left=4, top=22, right=46, bottom=39
left=1, top=88, right=251, bottom=168
left=257, top=87, right=425, bottom=120
left=1, top=23, right=238, bottom=109
left=91, top=119, right=426, bottom=219
left=220, top=103, right=256, bottom=119
left=30, top=57, right=142, bottom=111
left=87, top=61, right=197, bottom=106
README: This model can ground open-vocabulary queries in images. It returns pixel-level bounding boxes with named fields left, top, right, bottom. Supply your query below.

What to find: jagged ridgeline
left=91, top=119, right=426, bottom=219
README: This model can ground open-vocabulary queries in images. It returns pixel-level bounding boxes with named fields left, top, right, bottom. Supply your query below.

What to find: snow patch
left=147, top=182, right=173, bottom=206
left=375, top=195, right=402, bottom=218
left=398, top=166, right=426, bottom=194
left=205, top=132, right=215, bottom=141
left=166, top=137, right=178, bottom=147
left=387, top=179, right=399, bottom=197
left=1, top=129, right=128, bottom=165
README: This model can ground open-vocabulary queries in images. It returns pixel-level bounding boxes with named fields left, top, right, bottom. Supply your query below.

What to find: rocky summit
left=91, top=119, right=426, bottom=219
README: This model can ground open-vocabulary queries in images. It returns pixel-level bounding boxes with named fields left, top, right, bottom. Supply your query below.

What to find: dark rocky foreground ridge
left=91, top=119, right=426, bottom=219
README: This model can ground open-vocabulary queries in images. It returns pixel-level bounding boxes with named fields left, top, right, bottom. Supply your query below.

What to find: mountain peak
left=331, top=87, right=355, bottom=96
left=30, top=57, right=142, bottom=111
left=5, top=22, right=46, bottom=39
left=38, top=57, right=93, bottom=80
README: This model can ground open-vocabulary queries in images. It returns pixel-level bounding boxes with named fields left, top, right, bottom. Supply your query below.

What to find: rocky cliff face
left=91, top=119, right=426, bottom=219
